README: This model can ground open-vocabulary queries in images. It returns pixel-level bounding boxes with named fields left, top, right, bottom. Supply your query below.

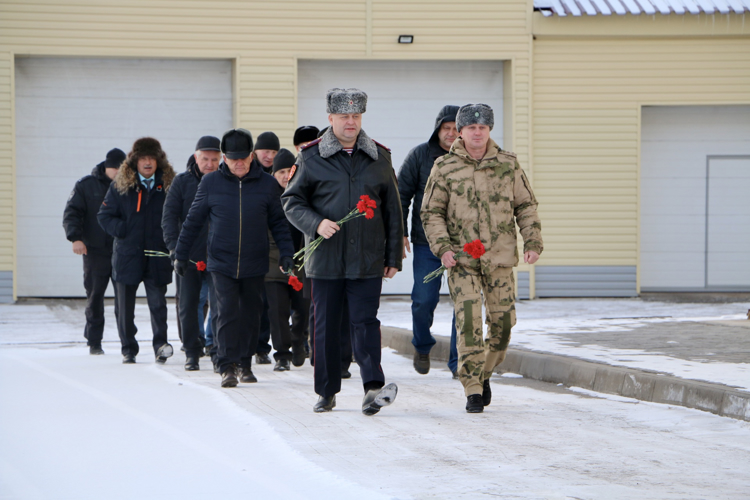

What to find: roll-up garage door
left=15, top=57, right=233, bottom=297
left=298, top=60, right=504, bottom=294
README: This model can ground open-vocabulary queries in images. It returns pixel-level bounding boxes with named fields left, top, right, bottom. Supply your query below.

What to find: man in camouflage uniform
left=421, top=103, right=543, bottom=413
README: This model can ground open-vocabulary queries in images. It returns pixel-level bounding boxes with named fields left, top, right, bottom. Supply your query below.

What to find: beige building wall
left=0, top=0, right=534, bottom=300
left=531, top=13, right=750, bottom=292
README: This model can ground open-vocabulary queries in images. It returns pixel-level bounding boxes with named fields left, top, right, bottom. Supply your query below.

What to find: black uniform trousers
left=175, top=267, right=208, bottom=358
left=311, top=277, right=385, bottom=398
left=212, top=272, right=264, bottom=373
left=265, top=281, right=308, bottom=361
left=82, top=253, right=117, bottom=347
left=113, top=276, right=168, bottom=358
left=256, top=291, right=272, bottom=355
left=309, top=296, right=352, bottom=371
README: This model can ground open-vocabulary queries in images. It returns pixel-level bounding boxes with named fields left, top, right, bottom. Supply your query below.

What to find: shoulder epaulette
left=76, top=176, right=89, bottom=184
left=301, top=138, right=322, bottom=151
left=373, top=140, right=390, bottom=152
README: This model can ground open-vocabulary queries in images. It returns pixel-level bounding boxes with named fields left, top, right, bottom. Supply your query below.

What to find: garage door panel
left=640, top=106, right=750, bottom=291
left=298, top=59, right=503, bottom=294
left=15, top=57, right=233, bottom=297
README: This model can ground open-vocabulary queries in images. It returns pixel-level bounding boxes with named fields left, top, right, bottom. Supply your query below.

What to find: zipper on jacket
left=237, top=180, right=242, bottom=278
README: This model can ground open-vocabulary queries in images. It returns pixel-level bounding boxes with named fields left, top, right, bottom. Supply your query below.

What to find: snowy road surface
left=1, top=343, right=749, bottom=500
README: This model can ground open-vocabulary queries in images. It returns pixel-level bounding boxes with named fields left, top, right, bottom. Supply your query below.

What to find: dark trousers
left=256, top=290, right=272, bottom=355
left=265, top=281, right=308, bottom=361
left=212, top=272, right=264, bottom=373
left=309, top=296, right=352, bottom=370
left=113, top=279, right=168, bottom=357
left=176, top=267, right=207, bottom=358
left=82, top=253, right=117, bottom=347
left=311, top=277, right=384, bottom=398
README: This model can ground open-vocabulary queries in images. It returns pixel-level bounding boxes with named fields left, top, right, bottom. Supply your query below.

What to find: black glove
left=279, top=256, right=295, bottom=274
left=174, top=259, right=189, bottom=277
left=169, top=249, right=176, bottom=265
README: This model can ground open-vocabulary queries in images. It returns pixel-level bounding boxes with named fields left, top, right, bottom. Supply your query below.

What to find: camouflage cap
left=456, top=103, right=494, bottom=132
left=326, top=88, right=367, bottom=114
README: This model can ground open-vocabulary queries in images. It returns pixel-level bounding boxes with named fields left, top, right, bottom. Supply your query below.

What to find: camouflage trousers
left=448, top=265, right=516, bottom=396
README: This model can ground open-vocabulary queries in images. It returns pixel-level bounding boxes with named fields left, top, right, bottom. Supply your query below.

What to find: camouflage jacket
left=421, top=138, right=543, bottom=269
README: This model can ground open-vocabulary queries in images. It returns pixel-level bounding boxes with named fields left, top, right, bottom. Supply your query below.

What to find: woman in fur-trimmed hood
left=98, top=136, right=176, bottom=363
left=114, top=137, right=175, bottom=195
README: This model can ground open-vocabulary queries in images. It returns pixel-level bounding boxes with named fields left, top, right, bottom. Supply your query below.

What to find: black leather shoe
left=185, top=357, right=199, bottom=371
left=240, top=365, right=257, bottom=383
left=413, top=352, right=430, bottom=375
left=122, top=354, right=136, bottom=364
left=341, top=367, right=352, bottom=379
left=221, top=366, right=238, bottom=388
left=362, top=383, right=398, bottom=416
left=89, top=345, right=105, bottom=355
left=155, top=343, right=174, bottom=364
left=291, top=343, right=305, bottom=367
left=273, top=359, right=290, bottom=372
left=255, top=352, right=271, bottom=365
left=313, top=395, right=336, bottom=413
left=482, top=379, right=492, bottom=407
left=466, top=394, right=484, bottom=413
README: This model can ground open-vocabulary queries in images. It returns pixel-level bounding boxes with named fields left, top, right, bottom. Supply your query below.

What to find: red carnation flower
left=357, top=199, right=368, bottom=213
left=288, top=275, right=303, bottom=292
left=364, top=208, right=375, bottom=219
left=463, top=240, right=486, bottom=260
left=195, top=261, right=207, bottom=271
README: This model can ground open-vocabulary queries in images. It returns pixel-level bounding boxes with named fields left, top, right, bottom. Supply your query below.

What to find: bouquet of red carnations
left=423, top=239, right=486, bottom=283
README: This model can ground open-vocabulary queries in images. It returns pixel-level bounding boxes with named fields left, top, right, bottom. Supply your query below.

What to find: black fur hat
left=326, top=88, right=367, bottom=114
left=130, top=137, right=165, bottom=160
left=456, top=104, right=494, bottom=132
left=293, top=126, right=320, bottom=146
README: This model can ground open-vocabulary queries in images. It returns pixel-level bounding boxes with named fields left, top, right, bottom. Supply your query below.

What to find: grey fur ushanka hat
left=326, top=88, right=367, bottom=114
left=456, top=103, right=494, bottom=132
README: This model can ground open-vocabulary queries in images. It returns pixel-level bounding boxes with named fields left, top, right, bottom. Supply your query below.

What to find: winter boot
left=89, top=345, right=105, bottom=355
left=413, top=352, right=430, bottom=375
left=221, top=365, right=238, bottom=388
left=361, top=383, right=398, bottom=416
left=185, top=356, right=200, bottom=371
left=155, top=343, right=174, bottom=364
left=313, top=395, right=336, bottom=413
left=482, top=379, right=492, bottom=407
left=466, top=394, right=484, bottom=413
left=273, top=358, right=290, bottom=372
left=240, top=364, right=257, bottom=383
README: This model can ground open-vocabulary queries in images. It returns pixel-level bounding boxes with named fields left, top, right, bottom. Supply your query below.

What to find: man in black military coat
left=63, top=147, right=125, bottom=355
left=174, top=129, right=295, bottom=388
left=282, top=88, right=403, bottom=415
left=98, top=138, right=176, bottom=364
left=162, top=135, right=221, bottom=371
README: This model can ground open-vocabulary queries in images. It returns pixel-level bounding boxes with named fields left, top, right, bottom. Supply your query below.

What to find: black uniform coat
left=162, top=155, right=208, bottom=263
left=281, top=128, right=403, bottom=280
left=175, top=162, right=294, bottom=280
left=266, top=182, right=306, bottom=283
left=97, top=167, right=174, bottom=287
left=63, top=162, right=115, bottom=256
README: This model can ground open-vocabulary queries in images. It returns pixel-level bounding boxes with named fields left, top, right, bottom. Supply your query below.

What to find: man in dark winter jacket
left=174, top=128, right=295, bottom=388
left=265, top=148, right=309, bottom=371
left=282, top=88, right=403, bottom=415
left=63, top=147, right=125, bottom=355
left=251, top=131, right=281, bottom=364
left=398, top=105, right=460, bottom=377
left=98, top=138, right=176, bottom=364
left=162, top=135, right=221, bottom=371
left=293, top=126, right=320, bottom=152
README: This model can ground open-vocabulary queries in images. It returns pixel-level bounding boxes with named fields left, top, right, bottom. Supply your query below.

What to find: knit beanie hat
left=104, top=148, right=126, bottom=169
left=272, top=148, right=296, bottom=174
left=456, top=103, right=494, bottom=132
left=254, top=131, right=280, bottom=151
left=326, top=88, right=367, bottom=114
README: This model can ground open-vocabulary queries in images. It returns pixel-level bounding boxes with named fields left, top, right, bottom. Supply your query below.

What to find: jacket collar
left=318, top=127, right=379, bottom=161
left=92, top=161, right=112, bottom=184
left=451, top=138, right=500, bottom=165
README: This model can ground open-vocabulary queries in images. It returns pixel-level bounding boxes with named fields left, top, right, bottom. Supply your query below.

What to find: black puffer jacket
left=282, top=128, right=403, bottom=279
left=97, top=168, right=174, bottom=286
left=397, top=104, right=459, bottom=246
left=175, top=162, right=294, bottom=279
left=267, top=182, right=306, bottom=283
left=162, top=155, right=208, bottom=263
left=63, top=162, right=115, bottom=255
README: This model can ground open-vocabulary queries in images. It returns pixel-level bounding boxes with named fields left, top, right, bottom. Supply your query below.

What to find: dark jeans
left=411, top=244, right=458, bottom=371
left=212, top=272, right=264, bottom=373
left=82, top=253, right=117, bottom=347
left=175, top=267, right=207, bottom=358
left=265, top=281, right=308, bottom=361
left=113, top=279, right=168, bottom=357
left=311, top=277, right=384, bottom=398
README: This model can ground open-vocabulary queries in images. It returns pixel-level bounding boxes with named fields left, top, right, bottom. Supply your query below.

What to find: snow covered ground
left=379, top=297, right=750, bottom=391
left=1, top=300, right=750, bottom=499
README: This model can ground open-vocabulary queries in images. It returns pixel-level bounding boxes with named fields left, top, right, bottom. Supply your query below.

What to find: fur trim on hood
left=114, top=137, right=175, bottom=194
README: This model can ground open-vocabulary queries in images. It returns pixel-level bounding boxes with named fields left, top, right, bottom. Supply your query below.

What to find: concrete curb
left=381, top=326, right=750, bottom=422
